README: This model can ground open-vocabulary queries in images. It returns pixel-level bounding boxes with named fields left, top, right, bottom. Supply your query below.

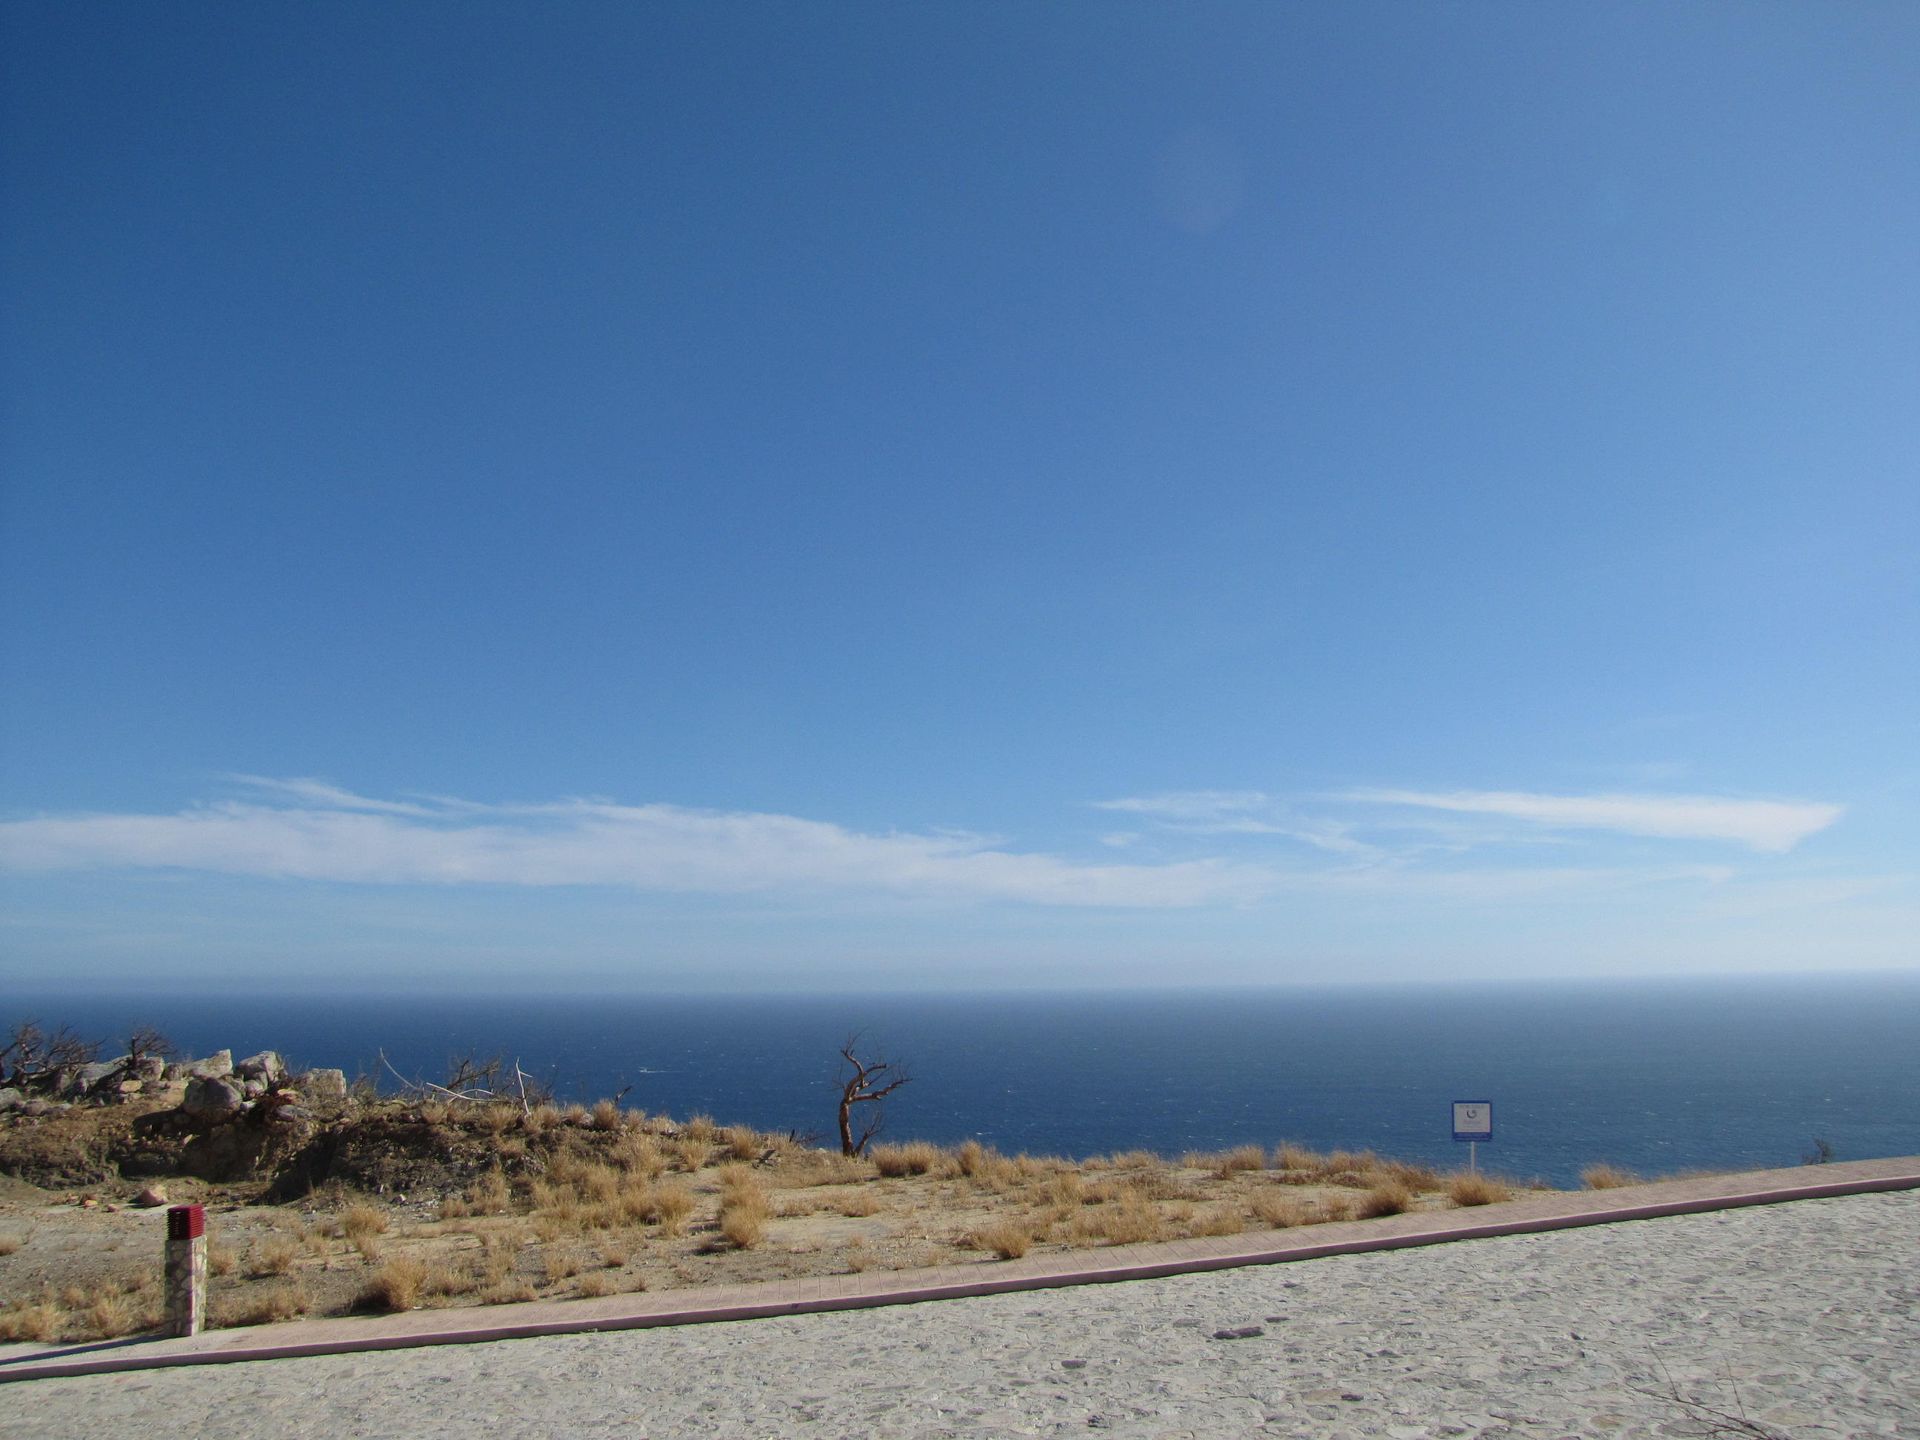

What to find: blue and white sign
left=1451, top=1101, right=1493, bottom=1142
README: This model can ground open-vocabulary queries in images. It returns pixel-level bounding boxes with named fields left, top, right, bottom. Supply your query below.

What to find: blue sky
left=2, top=3, right=1915, bottom=992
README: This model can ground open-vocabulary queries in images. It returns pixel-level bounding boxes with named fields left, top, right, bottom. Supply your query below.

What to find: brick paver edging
left=2, top=1155, right=1915, bottom=1385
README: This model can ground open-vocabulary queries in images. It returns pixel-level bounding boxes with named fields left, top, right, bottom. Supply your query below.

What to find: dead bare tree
left=1, top=1021, right=99, bottom=1090
left=837, top=1036, right=911, bottom=1158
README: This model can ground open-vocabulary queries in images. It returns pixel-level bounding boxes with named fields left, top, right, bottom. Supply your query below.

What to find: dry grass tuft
left=482, top=1280, right=537, bottom=1305
left=1249, top=1191, right=1309, bottom=1229
left=650, top=1182, right=695, bottom=1235
left=216, top=1282, right=308, bottom=1328
left=870, top=1141, right=941, bottom=1178
left=1581, top=1163, right=1640, bottom=1190
left=1447, top=1172, right=1512, bottom=1206
left=576, top=1271, right=617, bottom=1298
left=969, top=1221, right=1033, bottom=1259
left=359, top=1257, right=428, bottom=1312
left=207, top=1243, right=238, bottom=1277
left=1189, top=1206, right=1245, bottom=1237
left=0, top=1302, right=61, bottom=1343
left=249, top=1237, right=300, bottom=1278
left=339, top=1203, right=388, bottom=1244
left=1214, top=1144, right=1267, bottom=1177
left=837, top=1189, right=882, bottom=1217
left=1355, top=1181, right=1413, bottom=1218
left=0, top=1236, right=21, bottom=1257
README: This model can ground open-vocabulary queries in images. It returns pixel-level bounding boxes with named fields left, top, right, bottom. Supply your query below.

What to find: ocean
left=8, top=972, right=1916, bottom=1189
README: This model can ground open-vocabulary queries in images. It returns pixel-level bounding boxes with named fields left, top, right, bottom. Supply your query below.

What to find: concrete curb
left=3, top=1155, right=1916, bottom=1384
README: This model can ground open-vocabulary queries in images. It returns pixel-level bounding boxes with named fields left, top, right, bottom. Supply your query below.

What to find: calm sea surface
left=10, top=973, right=1916, bottom=1188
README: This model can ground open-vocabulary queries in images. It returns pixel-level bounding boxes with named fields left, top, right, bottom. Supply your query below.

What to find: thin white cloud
left=0, top=786, right=1275, bottom=909
left=1346, top=788, right=1842, bottom=854
left=1093, top=791, right=1270, bottom=820
left=1094, top=791, right=1373, bottom=855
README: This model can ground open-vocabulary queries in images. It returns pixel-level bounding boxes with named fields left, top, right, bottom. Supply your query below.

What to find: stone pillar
left=165, top=1204, right=207, bottom=1337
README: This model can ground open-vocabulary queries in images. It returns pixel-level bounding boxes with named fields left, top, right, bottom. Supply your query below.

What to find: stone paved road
left=4, top=1191, right=1916, bottom=1439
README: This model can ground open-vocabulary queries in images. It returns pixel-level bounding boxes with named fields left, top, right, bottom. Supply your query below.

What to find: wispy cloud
left=1092, top=791, right=1372, bottom=855
left=0, top=781, right=1274, bottom=909
left=1345, top=788, right=1842, bottom=853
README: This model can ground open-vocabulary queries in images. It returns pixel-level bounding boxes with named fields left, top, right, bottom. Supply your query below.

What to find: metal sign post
left=1451, top=1100, right=1493, bottom=1172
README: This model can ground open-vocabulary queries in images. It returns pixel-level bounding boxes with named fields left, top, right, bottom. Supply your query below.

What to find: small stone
left=1211, top=1326, right=1265, bottom=1340
left=1061, top=1359, right=1088, bottom=1370
left=134, top=1184, right=169, bottom=1207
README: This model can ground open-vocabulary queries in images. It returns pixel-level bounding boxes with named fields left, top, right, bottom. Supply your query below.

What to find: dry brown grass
left=542, top=1250, right=582, bottom=1284
left=0, top=1236, right=21, bottom=1257
left=837, top=1190, right=882, bottom=1217
left=969, top=1221, right=1033, bottom=1259
left=339, top=1203, right=389, bottom=1244
left=207, top=1243, right=237, bottom=1277
left=249, top=1236, right=300, bottom=1278
left=0, top=1301, right=61, bottom=1342
left=576, top=1271, right=617, bottom=1298
left=215, top=1282, right=308, bottom=1328
left=871, top=1141, right=940, bottom=1177
left=1355, top=1181, right=1413, bottom=1218
left=1581, top=1163, right=1640, bottom=1190
left=651, top=1181, right=695, bottom=1235
left=1214, top=1144, right=1267, bottom=1177
left=1447, top=1172, right=1512, bottom=1206
left=359, top=1257, right=428, bottom=1312
left=481, top=1280, right=537, bottom=1305
left=1189, top=1206, right=1245, bottom=1237
left=1249, top=1190, right=1309, bottom=1229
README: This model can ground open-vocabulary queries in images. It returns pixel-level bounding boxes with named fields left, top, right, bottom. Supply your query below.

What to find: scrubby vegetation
left=0, top=1024, right=1552, bottom=1345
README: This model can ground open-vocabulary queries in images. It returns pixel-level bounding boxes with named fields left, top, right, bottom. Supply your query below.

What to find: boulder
left=134, top=1184, right=169, bottom=1208
left=181, top=1074, right=247, bottom=1123
left=0, top=1087, right=23, bottom=1113
left=165, top=1051, right=233, bottom=1082
left=132, top=1055, right=167, bottom=1082
left=60, top=1059, right=124, bottom=1098
left=298, top=1068, right=348, bottom=1100
left=235, top=1051, right=287, bottom=1086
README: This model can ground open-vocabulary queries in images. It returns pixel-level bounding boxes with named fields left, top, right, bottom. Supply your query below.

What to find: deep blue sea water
left=8, top=973, right=1916, bottom=1188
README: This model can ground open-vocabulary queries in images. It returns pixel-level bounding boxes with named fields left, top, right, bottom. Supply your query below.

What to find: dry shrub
left=542, top=1250, right=582, bottom=1284
left=1316, top=1194, right=1355, bottom=1223
left=651, top=1182, right=695, bottom=1234
left=1107, top=1149, right=1160, bottom=1170
left=249, top=1237, right=300, bottom=1278
left=969, top=1222, right=1033, bottom=1260
left=1581, top=1163, right=1640, bottom=1190
left=475, top=1104, right=516, bottom=1135
left=217, top=1283, right=308, bottom=1328
left=1381, top=1160, right=1441, bottom=1191
left=588, top=1099, right=623, bottom=1131
left=1250, top=1191, right=1309, bottom=1229
left=953, top=1139, right=990, bottom=1176
left=482, top=1280, right=537, bottom=1306
left=0, top=1303, right=60, bottom=1343
left=1356, top=1181, right=1413, bottom=1218
left=1215, top=1144, right=1267, bottom=1177
left=468, top=1170, right=513, bottom=1216
left=523, top=1103, right=561, bottom=1134
left=837, top=1189, right=882, bottom=1218
left=1072, top=1192, right=1165, bottom=1246
left=361, top=1257, right=428, bottom=1312
left=437, top=1194, right=472, bottom=1220
left=1447, top=1172, right=1511, bottom=1206
left=339, top=1203, right=388, bottom=1243
left=576, top=1272, right=616, bottom=1298
left=597, top=1243, right=630, bottom=1268
left=1272, top=1142, right=1322, bottom=1172
left=561, top=1103, right=591, bottom=1126
left=725, top=1126, right=763, bottom=1162
left=683, top=1114, right=719, bottom=1144
left=84, top=1294, right=143, bottom=1338
left=670, top=1136, right=711, bottom=1172
left=844, top=1237, right=872, bottom=1272
left=1190, top=1207, right=1245, bottom=1237
left=424, top=1263, right=477, bottom=1298
left=870, top=1141, right=940, bottom=1178
left=1044, top=1171, right=1086, bottom=1207
left=719, top=1205, right=767, bottom=1250
left=0, top=1236, right=21, bottom=1257
left=58, top=1284, right=88, bottom=1310
left=207, top=1244, right=238, bottom=1277
left=612, top=1133, right=664, bottom=1178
